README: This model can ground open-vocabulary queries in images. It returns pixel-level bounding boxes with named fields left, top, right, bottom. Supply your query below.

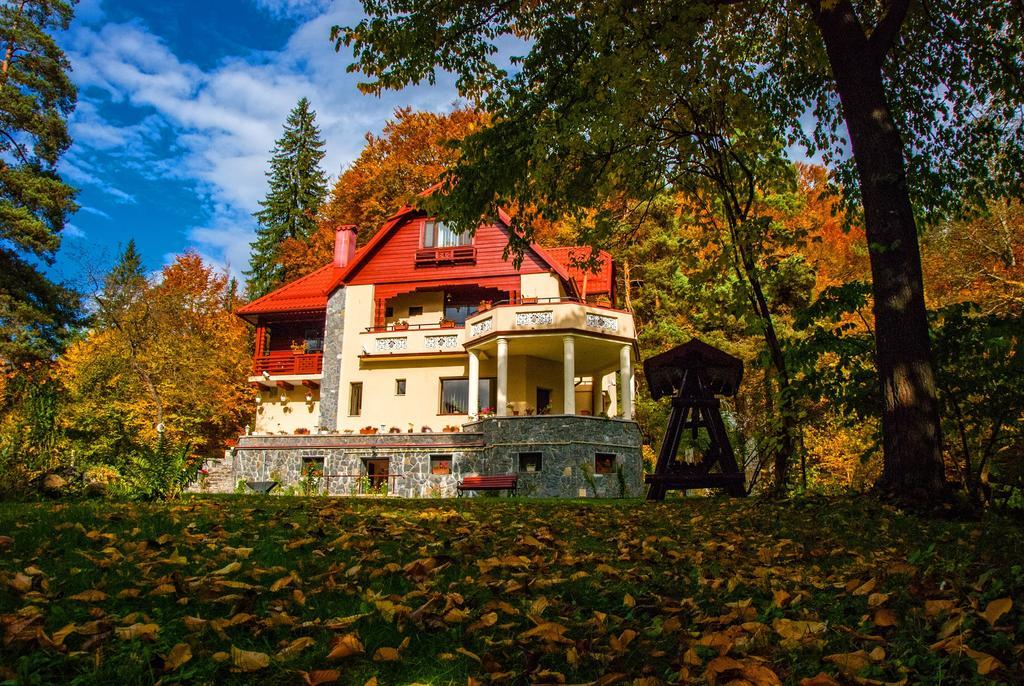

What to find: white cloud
left=64, top=4, right=462, bottom=278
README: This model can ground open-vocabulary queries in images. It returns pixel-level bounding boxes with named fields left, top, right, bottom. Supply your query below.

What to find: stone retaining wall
left=226, top=416, right=642, bottom=498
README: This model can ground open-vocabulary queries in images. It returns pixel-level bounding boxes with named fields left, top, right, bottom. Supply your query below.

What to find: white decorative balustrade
left=375, top=336, right=408, bottom=353
left=515, top=311, right=555, bottom=327
left=584, top=312, right=618, bottom=332
left=424, top=335, right=460, bottom=350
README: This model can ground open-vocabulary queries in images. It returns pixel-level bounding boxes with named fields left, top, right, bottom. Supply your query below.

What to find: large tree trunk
left=812, top=2, right=947, bottom=501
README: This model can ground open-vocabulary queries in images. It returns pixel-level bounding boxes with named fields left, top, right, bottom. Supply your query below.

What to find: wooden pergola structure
left=644, top=339, right=746, bottom=500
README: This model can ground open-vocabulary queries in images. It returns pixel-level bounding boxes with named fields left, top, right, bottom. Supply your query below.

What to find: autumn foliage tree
left=59, top=250, right=252, bottom=471
left=278, top=107, right=485, bottom=278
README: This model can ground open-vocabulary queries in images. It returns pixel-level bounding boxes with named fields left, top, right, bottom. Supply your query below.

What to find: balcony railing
left=252, top=352, right=323, bottom=376
left=464, top=298, right=634, bottom=342
left=414, top=245, right=476, bottom=267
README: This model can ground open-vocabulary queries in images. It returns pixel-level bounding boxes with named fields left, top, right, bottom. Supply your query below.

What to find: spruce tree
left=0, top=0, right=82, bottom=361
left=96, top=240, right=146, bottom=329
left=245, top=97, right=328, bottom=299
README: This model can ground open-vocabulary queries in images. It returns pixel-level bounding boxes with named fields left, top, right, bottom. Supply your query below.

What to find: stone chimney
left=334, top=224, right=357, bottom=268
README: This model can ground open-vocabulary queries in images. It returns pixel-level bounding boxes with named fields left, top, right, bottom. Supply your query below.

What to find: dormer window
left=423, top=220, right=472, bottom=248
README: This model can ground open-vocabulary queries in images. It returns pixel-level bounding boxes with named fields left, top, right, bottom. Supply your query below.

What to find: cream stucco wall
left=253, top=381, right=321, bottom=435
left=520, top=272, right=565, bottom=299
left=386, top=290, right=444, bottom=326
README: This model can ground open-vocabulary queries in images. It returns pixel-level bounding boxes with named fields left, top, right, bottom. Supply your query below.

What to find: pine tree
left=96, top=240, right=146, bottom=329
left=245, top=97, right=328, bottom=299
left=0, top=0, right=82, bottom=361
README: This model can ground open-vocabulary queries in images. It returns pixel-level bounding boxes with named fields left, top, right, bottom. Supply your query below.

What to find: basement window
left=595, top=453, right=616, bottom=475
left=518, top=452, right=542, bottom=473
left=430, top=454, right=453, bottom=475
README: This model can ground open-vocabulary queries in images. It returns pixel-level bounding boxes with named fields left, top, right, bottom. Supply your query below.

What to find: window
left=444, top=303, right=477, bottom=325
left=423, top=220, right=472, bottom=248
left=395, top=379, right=406, bottom=396
left=439, top=377, right=497, bottom=415
left=385, top=306, right=394, bottom=318
left=595, top=453, right=616, bottom=475
left=349, top=382, right=363, bottom=416
left=408, top=306, right=423, bottom=317
left=518, top=452, right=543, bottom=473
left=304, top=328, right=324, bottom=353
left=430, top=454, right=452, bottom=475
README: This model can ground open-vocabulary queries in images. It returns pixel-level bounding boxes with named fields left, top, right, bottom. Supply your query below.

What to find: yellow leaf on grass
left=825, top=651, right=871, bottom=676
left=772, top=618, right=827, bottom=641
left=211, top=651, right=230, bottom=662
left=68, top=590, right=108, bottom=602
left=212, top=561, right=241, bottom=576
left=183, top=616, right=208, bottom=632
left=980, top=597, right=1012, bottom=625
left=326, top=633, right=364, bottom=660
left=800, top=674, right=841, bottom=686
left=443, top=608, right=469, bottom=624
left=924, top=599, right=955, bottom=617
left=8, top=574, right=32, bottom=593
left=519, top=621, right=572, bottom=643
left=231, top=645, right=270, bottom=672
left=623, top=593, right=636, bottom=608
left=373, top=647, right=401, bottom=662
left=456, top=646, right=482, bottom=663
left=742, top=664, right=782, bottom=686
left=302, top=669, right=341, bottom=685
left=115, top=623, right=159, bottom=641
left=164, top=643, right=192, bottom=671
left=278, top=636, right=317, bottom=660
left=270, top=575, right=294, bottom=592
left=468, top=611, right=497, bottom=632
left=873, top=608, right=898, bottom=627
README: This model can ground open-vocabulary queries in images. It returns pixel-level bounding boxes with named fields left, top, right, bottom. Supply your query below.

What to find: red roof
left=546, top=247, right=614, bottom=296
left=236, top=263, right=345, bottom=320
left=237, top=211, right=615, bottom=320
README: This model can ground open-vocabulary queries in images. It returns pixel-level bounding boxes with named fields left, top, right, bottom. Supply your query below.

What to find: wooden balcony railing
left=414, top=245, right=476, bottom=267
left=252, top=352, right=323, bottom=376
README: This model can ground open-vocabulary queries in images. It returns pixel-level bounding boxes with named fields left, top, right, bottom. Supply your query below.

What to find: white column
left=496, top=338, right=509, bottom=416
left=563, top=335, right=576, bottom=415
left=620, top=344, right=633, bottom=420
left=467, top=351, right=480, bottom=418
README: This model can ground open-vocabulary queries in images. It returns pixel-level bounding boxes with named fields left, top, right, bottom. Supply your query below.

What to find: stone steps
left=190, top=455, right=236, bottom=493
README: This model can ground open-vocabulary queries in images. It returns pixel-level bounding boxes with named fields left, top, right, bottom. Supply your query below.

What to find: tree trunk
left=813, top=2, right=947, bottom=501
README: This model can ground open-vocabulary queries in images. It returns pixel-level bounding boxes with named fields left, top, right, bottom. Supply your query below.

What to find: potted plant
left=439, top=317, right=457, bottom=329
left=289, top=340, right=305, bottom=354
left=521, top=296, right=538, bottom=305
left=596, top=295, right=612, bottom=307
left=359, top=426, right=378, bottom=435
left=478, top=300, right=492, bottom=312
left=393, top=319, right=410, bottom=331
left=388, top=426, right=402, bottom=433
left=421, top=425, right=433, bottom=433
left=294, top=427, right=310, bottom=435
left=479, top=406, right=495, bottom=417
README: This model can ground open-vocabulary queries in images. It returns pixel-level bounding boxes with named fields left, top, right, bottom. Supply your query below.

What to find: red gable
left=330, top=207, right=574, bottom=291
left=236, top=263, right=345, bottom=321
left=238, top=207, right=598, bottom=319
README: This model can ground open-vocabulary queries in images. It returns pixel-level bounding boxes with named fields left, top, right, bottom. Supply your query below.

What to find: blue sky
left=53, top=0, right=462, bottom=287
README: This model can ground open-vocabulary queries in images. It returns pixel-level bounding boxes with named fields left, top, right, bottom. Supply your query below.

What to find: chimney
left=333, top=224, right=358, bottom=268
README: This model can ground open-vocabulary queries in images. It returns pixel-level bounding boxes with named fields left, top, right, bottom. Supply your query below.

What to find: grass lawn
left=0, top=495, right=1021, bottom=685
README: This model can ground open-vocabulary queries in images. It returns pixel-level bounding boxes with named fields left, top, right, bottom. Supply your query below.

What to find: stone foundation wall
left=466, top=415, right=644, bottom=498
left=225, top=416, right=643, bottom=498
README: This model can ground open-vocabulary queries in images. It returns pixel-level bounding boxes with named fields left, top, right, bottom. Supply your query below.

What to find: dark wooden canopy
left=644, top=338, right=744, bottom=400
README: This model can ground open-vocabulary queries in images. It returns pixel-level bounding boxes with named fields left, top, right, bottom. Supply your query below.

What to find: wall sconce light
left=305, top=391, right=314, bottom=402
left=280, top=394, right=288, bottom=403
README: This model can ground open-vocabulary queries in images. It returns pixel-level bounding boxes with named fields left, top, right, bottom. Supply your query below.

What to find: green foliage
left=245, top=97, right=328, bottom=298
left=111, top=433, right=200, bottom=501
left=0, top=0, right=83, bottom=361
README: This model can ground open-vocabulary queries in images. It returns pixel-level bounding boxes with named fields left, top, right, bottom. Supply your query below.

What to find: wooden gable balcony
left=252, top=351, right=324, bottom=376
left=414, top=245, right=477, bottom=267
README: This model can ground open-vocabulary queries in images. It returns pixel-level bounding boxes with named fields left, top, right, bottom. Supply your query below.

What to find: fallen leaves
left=980, top=597, right=1012, bottom=625
left=230, top=645, right=270, bottom=672
left=0, top=497, right=1019, bottom=685
left=326, top=632, right=364, bottom=660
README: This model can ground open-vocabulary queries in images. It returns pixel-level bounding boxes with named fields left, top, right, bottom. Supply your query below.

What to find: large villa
left=226, top=204, right=643, bottom=497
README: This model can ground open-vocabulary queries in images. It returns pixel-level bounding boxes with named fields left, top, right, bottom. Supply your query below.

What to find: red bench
left=457, top=474, right=518, bottom=497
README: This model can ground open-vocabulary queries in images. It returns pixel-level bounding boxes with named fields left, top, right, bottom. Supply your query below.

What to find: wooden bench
left=457, top=474, right=518, bottom=497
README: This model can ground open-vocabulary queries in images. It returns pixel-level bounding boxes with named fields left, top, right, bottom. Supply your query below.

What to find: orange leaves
left=772, top=618, right=828, bottom=649
left=115, top=623, right=159, bottom=641
left=230, top=645, right=271, bottom=672
left=979, top=597, right=1012, bottom=625
left=519, top=621, right=573, bottom=644
left=163, top=642, right=192, bottom=671
left=326, top=633, right=365, bottom=660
